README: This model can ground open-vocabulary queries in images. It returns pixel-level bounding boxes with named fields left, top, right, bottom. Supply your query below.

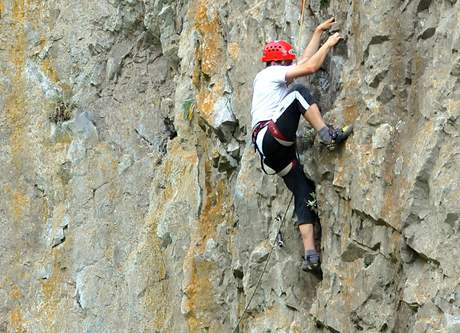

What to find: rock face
left=1, top=0, right=459, bottom=332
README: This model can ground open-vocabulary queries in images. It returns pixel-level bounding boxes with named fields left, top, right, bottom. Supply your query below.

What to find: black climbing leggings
left=283, top=163, right=318, bottom=225
left=261, top=84, right=318, bottom=225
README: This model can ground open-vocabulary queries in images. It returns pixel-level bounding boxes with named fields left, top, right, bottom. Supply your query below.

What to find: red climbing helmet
left=261, top=40, right=297, bottom=62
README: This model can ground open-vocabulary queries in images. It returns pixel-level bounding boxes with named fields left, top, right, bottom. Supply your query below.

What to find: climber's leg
left=299, top=222, right=320, bottom=271
left=281, top=163, right=320, bottom=271
left=274, top=83, right=353, bottom=149
left=299, top=224, right=315, bottom=250
left=282, top=163, right=317, bottom=228
left=273, top=84, right=315, bottom=141
left=303, top=103, right=326, bottom=131
left=304, top=104, right=353, bottom=149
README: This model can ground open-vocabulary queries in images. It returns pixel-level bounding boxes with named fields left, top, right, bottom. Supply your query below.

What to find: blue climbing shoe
left=319, top=124, right=353, bottom=150
left=302, top=250, right=321, bottom=272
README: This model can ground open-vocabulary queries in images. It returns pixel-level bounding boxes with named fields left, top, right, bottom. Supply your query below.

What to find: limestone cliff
left=1, top=0, right=459, bottom=332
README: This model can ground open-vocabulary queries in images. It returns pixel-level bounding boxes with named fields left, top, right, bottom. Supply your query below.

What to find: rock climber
left=250, top=17, right=352, bottom=271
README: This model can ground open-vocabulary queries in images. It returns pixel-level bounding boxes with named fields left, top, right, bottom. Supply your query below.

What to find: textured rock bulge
left=0, top=0, right=459, bottom=332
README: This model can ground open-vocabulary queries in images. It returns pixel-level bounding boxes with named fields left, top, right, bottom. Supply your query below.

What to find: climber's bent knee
left=304, top=103, right=320, bottom=116
left=288, top=84, right=315, bottom=113
left=288, top=83, right=313, bottom=99
left=276, top=84, right=315, bottom=118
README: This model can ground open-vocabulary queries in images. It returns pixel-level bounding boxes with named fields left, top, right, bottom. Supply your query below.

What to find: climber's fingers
left=317, top=16, right=336, bottom=32
left=326, top=32, right=342, bottom=47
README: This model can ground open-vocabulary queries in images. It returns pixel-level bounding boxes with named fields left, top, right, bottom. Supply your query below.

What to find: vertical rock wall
left=1, top=0, right=459, bottom=332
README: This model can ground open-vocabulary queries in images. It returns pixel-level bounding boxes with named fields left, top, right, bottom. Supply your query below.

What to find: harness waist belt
left=251, top=120, right=270, bottom=145
left=267, top=121, right=289, bottom=142
left=252, top=120, right=291, bottom=145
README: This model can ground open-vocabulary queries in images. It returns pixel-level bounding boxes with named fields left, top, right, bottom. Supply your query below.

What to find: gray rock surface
left=1, top=0, right=459, bottom=332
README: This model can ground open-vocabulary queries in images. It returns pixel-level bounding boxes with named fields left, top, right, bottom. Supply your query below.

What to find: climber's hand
left=317, top=17, right=335, bottom=32
left=325, top=32, right=342, bottom=47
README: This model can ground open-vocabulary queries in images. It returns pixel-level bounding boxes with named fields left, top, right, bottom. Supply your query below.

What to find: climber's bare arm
left=298, top=28, right=322, bottom=64
left=286, top=32, right=342, bottom=81
left=298, top=17, right=336, bottom=64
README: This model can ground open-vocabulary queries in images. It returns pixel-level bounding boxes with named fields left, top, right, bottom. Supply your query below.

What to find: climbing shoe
left=302, top=250, right=321, bottom=272
left=319, top=124, right=353, bottom=150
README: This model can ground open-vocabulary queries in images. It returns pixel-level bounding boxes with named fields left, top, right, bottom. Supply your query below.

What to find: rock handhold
left=211, top=95, right=238, bottom=142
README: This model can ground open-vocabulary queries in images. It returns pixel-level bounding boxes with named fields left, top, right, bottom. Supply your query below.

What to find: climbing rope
left=233, top=194, right=294, bottom=333
left=296, top=0, right=307, bottom=54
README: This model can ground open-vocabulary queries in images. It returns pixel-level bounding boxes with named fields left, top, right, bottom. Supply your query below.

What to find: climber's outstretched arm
left=286, top=32, right=342, bottom=81
left=298, top=17, right=336, bottom=64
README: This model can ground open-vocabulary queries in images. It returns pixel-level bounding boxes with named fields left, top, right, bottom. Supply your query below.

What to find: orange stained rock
left=144, top=142, right=200, bottom=331
left=41, top=58, right=60, bottom=84
left=184, top=260, right=216, bottom=332
left=38, top=247, right=72, bottom=333
left=12, top=0, right=26, bottom=21
left=169, top=138, right=199, bottom=164
left=228, top=42, right=240, bottom=61
left=341, top=78, right=361, bottom=124
left=12, top=0, right=45, bottom=27
left=39, top=41, right=70, bottom=94
left=158, top=142, right=199, bottom=204
left=381, top=168, right=406, bottom=230
left=341, top=260, right=362, bottom=313
left=183, top=157, right=233, bottom=332
left=143, top=220, right=169, bottom=330
left=5, top=0, right=48, bottom=177
left=41, top=256, right=62, bottom=300
left=92, top=144, right=119, bottom=180
left=10, top=285, right=23, bottom=300
left=344, top=103, right=359, bottom=125
left=194, top=0, right=224, bottom=76
left=6, top=26, right=27, bottom=172
left=142, top=216, right=170, bottom=331
left=8, top=280, right=26, bottom=333
left=10, top=308, right=26, bottom=333
left=196, top=79, right=224, bottom=125
left=5, top=187, right=30, bottom=222
left=6, top=0, right=51, bottom=175
left=391, top=231, right=401, bottom=255
left=379, top=122, right=406, bottom=229
left=192, top=47, right=202, bottom=88
left=197, top=160, right=230, bottom=251
left=332, top=151, right=347, bottom=188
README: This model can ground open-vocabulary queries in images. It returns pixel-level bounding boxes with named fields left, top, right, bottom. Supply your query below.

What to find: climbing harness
left=251, top=120, right=276, bottom=175
left=251, top=120, right=298, bottom=176
left=233, top=194, right=294, bottom=333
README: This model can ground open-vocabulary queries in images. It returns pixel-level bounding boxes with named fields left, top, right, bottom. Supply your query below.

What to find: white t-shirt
left=250, top=65, right=294, bottom=128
